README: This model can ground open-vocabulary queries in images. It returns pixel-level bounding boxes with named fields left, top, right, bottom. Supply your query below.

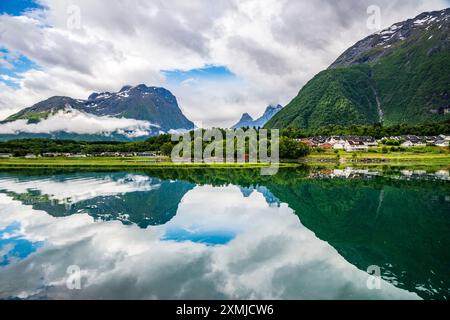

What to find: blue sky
left=0, top=222, right=43, bottom=267
left=0, top=1, right=42, bottom=89
left=0, top=49, right=38, bottom=89
left=0, top=2, right=235, bottom=91
left=0, top=0, right=43, bottom=16
left=163, top=227, right=235, bottom=246
left=162, top=65, right=237, bottom=86
left=0, top=0, right=236, bottom=90
left=1, top=0, right=449, bottom=126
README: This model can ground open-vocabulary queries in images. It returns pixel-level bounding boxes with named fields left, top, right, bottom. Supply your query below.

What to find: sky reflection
left=0, top=171, right=421, bottom=300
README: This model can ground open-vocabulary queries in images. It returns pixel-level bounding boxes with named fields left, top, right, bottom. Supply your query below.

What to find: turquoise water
left=0, top=167, right=449, bottom=300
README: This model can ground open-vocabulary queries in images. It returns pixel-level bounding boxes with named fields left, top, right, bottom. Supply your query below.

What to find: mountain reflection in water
left=0, top=167, right=448, bottom=300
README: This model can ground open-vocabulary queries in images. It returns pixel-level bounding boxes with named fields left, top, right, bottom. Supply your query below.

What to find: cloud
left=0, top=0, right=448, bottom=127
left=227, top=36, right=291, bottom=75
left=0, top=108, right=158, bottom=137
left=0, top=74, right=19, bottom=82
left=0, top=173, right=160, bottom=204
left=0, top=184, right=419, bottom=299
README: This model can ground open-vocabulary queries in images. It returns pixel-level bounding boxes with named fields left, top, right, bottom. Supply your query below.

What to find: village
left=310, top=167, right=450, bottom=182
left=299, top=134, right=450, bottom=152
left=0, top=134, right=449, bottom=159
left=0, top=151, right=161, bottom=159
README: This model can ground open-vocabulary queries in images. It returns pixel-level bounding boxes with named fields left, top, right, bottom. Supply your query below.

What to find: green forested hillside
left=266, top=9, right=450, bottom=129
left=266, top=66, right=378, bottom=128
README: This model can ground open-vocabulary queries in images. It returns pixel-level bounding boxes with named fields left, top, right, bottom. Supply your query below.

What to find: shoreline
left=0, top=157, right=298, bottom=169
left=0, top=153, right=449, bottom=169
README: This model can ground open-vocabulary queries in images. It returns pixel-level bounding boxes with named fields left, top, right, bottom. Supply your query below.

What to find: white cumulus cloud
left=0, top=108, right=158, bottom=137
left=0, top=0, right=448, bottom=127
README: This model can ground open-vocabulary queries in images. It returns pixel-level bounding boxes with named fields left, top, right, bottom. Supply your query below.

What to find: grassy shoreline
left=0, top=157, right=300, bottom=169
left=0, top=152, right=449, bottom=169
left=304, top=150, right=450, bottom=167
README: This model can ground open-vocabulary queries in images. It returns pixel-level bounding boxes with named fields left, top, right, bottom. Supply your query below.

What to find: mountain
left=266, top=8, right=450, bottom=129
left=0, top=172, right=195, bottom=229
left=231, top=113, right=255, bottom=129
left=0, top=84, right=194, bottom=140
left=232, top=104, right=282, bottom=129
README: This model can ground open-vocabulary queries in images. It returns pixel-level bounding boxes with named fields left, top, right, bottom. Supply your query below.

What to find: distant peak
left=88, top=92, right=99, bottom=100
left=241, top=113, right=254, bottom=121
left=135, top=84, right=149, bottom=90
left=120, top=85, right=133, bottom=92
left=266, top=104, right=283, bottom=111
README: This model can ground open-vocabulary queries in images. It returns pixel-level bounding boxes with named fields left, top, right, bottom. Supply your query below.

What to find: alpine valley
left=0, top=84, right=194, bottom=141
left=266, top=8, right=450, bottom=129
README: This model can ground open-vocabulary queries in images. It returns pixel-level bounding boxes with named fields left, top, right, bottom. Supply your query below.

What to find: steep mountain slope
left=232, top=104, right=282, bottom=129
left=82, top=85, right=194, bottom=131
left=0, top=84, right=194, bottom=140
left=266, top=8, right=450, bottom=129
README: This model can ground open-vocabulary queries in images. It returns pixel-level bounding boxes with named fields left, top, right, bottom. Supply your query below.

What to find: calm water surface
left=0, top=167, right=449, bottom=300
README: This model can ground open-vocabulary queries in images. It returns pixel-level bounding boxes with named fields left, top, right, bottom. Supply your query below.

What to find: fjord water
left=0, top=167, right=449, bottom=300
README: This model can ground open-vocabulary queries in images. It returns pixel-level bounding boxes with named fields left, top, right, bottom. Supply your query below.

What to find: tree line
left=279, top=120, right=450, bottom=139
left=0, top=131, right=310, bottom=160
left=1, top=120, right=448, bottom=158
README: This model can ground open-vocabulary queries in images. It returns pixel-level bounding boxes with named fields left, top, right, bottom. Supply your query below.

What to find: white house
left=363, top=139, right=378, bottom=147
left=435, top=140, right=449, bottom=147
left=401, top=141, right=414, bottom=147
left=0, top=153, right=12, bottom=158
left=333, top=143, right=345, bottom=150
left=345, top=141, right=368, bottom=152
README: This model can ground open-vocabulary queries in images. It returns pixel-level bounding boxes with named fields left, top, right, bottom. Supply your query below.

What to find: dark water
left=0, top=167, right=449, bottom=300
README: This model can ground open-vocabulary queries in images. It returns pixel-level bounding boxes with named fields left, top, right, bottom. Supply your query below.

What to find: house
left=42, top=153, right=62, bottom=157
left=333, top=143, right=345, bottom=150
left=100, top=152, right=120, bottom=157
left=67, top=154, right=87, bottom=158
left=435, top=170, right=449, bottom=180
left=311, top=136, right=327, bottom=146
left=25, top=154, right=37, bottom=159
left=137, top=152, right=157, bottom=157
left=328, top=136, right=346, bottom=145
left=410, top=135, right=426, bottom=146
left=301, top=136, right=328, bottom=148
left=321, top=143, right=333, bottom=149
left=121, top=153, right=136, bottom=157
left=401, top=141, right=414, bottom=147
left=328, top=136, right=346, bottom=149
left=435, top=140, right=449, bottom=147
left=345, top=140, right=368, bottom=152
left=424, top=136, right=439, bottom=144
left=398, top=135, right=426, bottom=147
left=0, top=153, right=13, bottom=158
left=332, top=168, right=380, bottom=178
left=361, top=136, right=378, bottom=147
left=327, top=136, right=377, bottom=149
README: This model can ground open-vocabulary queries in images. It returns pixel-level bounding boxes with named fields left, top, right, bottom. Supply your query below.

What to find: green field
left=0, top=150, right=449, bottom=169
left=305, top=147, right=450, bottom=167
left=0, top=157, right=301, bottom=169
